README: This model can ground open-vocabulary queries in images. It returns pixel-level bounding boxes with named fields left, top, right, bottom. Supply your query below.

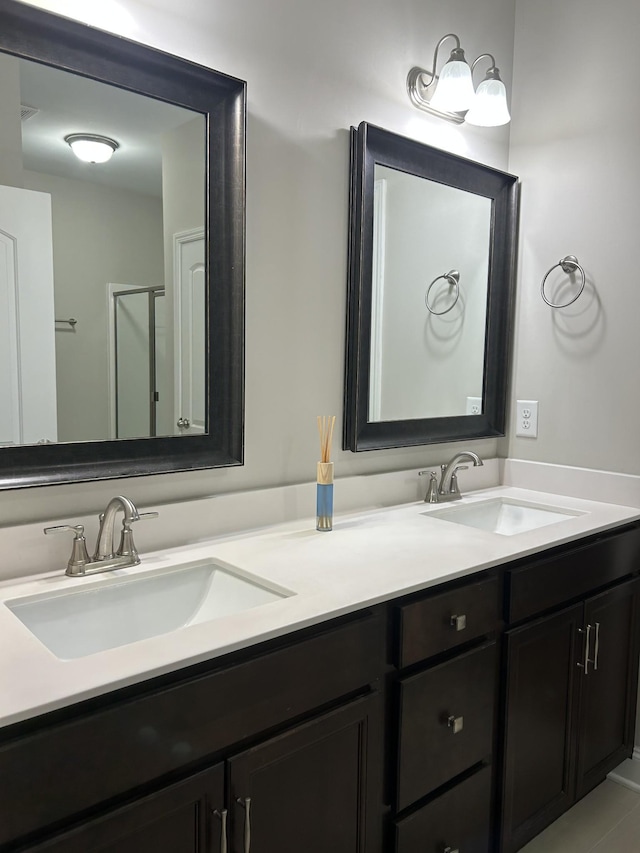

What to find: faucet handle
left=44, top=524, right=90, bottom=575
left=116, top=511, right=158, bottom=561
left=419, top=470, right=440, bottom=503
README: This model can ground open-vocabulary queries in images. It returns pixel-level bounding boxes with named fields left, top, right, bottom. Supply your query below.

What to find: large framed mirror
left=344, top=122, right=518, bottom=451
left=0, top=0, right=245, bottom=489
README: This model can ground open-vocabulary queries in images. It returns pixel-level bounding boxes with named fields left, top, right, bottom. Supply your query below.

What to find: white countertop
left=2, top=485, right=639, bottom=729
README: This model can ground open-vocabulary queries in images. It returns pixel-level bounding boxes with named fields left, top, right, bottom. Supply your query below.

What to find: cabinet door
left=228, top=693, right=382, bottom=853
left=500, top=604, right=582, bottom=853
left=575, top=579, right=640, bottom=798
left=24, top=764, right=224, bottom=853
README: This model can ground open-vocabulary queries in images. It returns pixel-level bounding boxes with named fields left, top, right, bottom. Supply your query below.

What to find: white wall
left=23, top=169, right=164, bottom=442
left=0, top=0, right=515, bottom=524
left=508, top=0, right=640, bottom=474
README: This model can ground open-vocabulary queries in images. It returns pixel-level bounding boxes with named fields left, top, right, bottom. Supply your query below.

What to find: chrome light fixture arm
left=471, top=53, right=498, bottom=76
left=407, top=33, right=466, bottom=124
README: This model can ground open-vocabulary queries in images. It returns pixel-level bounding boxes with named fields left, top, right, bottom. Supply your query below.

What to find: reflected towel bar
left=55, top=317, right=78, bottom=328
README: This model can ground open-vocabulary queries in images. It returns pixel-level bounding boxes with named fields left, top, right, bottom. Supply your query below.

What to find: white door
left=0, top=185, right=57, bottom=446
left=174, top=229, right=205, bottom=435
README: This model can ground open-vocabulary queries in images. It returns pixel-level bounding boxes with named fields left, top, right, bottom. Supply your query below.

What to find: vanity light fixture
left=64, top=133, right=119, bottom=163
left=407, top=34, right=510, bottom=126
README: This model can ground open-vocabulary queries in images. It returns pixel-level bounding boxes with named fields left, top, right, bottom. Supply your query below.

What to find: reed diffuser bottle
left=316, top=416, right=335, bottom=532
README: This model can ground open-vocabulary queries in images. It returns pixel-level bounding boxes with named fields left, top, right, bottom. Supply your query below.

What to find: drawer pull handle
left=448, top=715, right=464, bottom=734
left=213, top=808, right=228, bottom=853
left=593, top=621, right=600, bottom=670
left=237, top=797, right=251, bottom=853
left=450, top=614, right=467, bottom=631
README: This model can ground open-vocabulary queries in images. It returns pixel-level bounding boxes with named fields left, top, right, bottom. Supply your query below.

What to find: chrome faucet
left=420, top=451, right=483, bottom=503
left=94, top=495, right=141, bottom=561
left=44, top=495, right=158, bottom=576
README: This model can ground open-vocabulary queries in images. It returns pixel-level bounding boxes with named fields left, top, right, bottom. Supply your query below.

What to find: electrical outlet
left=516, top=400, right=538, bottom=438
left=466, top=396, right=482, bottom=415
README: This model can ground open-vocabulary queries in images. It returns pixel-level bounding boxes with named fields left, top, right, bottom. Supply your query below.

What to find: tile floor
left=520, top=780, right=640, bottom=852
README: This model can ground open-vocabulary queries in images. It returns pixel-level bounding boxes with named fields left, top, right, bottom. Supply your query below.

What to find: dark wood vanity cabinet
left=392, top=575, right=501, bottom=853
left=500, top=527, right=640, bottom=853
left=22, top=765, right=224, bottom=853
left=1, top=611, right=384, bottom=853
left=24, top=696, right=379, bottom=853
left=4, top=523, right=640, bottom=853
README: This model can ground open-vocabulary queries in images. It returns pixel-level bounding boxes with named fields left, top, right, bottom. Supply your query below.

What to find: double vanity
left=1, top=482, right=639, bottom=852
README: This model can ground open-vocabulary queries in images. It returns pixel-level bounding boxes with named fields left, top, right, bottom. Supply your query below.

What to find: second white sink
left=425, top=497, right=583, bottom=536
left=6, top=560, right=293, bottom=660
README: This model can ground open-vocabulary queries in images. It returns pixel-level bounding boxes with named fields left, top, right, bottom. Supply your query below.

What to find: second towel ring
left=541, top=255, right=585, bottom=308
left=425, top=269, right=460, bottom=316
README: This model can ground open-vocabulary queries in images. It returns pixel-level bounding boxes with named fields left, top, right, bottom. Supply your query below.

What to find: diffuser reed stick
left=316, top=415, right=336, bottom=531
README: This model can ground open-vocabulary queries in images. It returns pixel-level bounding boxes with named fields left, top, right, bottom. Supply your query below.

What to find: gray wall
left=508, top=0, right=640, bottom=474
left=2, top=0, right=515, bottom=524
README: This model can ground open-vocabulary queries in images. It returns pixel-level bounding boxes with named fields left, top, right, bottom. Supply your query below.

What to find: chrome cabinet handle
left=593, top=621, right=600, bottom=670
left=578, top=624, right=592, bottom=675
left=213, top=808, right=228, bottom=853
left=444, top=846, right=460, bottom=853
left=237, top=797, right=251, bottom=853
left=450, top=614, right=467, bottom=632
left=448, top=715, right=464, bottom=734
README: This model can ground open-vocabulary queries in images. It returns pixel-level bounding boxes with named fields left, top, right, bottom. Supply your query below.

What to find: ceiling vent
left=20, top=104, right=39, bottom=122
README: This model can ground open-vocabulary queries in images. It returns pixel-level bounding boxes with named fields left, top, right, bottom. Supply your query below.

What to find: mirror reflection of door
left=0, top=184, right=57, bottom=446
left=110, top=285, right=165, bottom=439
left=0, top=51, right=206, bottom=446
left=174, top=229, right=205, bottom=436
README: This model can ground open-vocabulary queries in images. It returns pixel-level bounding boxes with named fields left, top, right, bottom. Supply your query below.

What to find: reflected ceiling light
left=33, top=1, right=139, bottom=36
left=64, top=133, right=119, bottom=164
left=407, top=34, right=510, bottom=127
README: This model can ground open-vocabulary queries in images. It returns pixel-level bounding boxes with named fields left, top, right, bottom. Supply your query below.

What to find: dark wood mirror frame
left=343, top=122, right=518, bottom=452
left=0, top=0, right=245, bottom=489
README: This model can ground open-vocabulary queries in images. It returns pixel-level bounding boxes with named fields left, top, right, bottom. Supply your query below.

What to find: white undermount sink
left=425, top=497, right=584, bottom=536
left=5, top=560, right=293, bottom=660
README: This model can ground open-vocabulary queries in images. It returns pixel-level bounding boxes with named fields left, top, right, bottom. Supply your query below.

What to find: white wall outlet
left=466, top=396, right=482, bottom=415
left=516, top=400, right=538, bottom=438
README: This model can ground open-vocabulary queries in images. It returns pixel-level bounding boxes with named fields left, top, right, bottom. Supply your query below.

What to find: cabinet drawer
left=0, top=610, right=384, bottom=848
left=396, top=575, right=499, bottom=668
left=396, top=641, right=496, bottom=810
left=507, top=524, right=640, bottom=623
left=395, top=764, right=492, bottom=853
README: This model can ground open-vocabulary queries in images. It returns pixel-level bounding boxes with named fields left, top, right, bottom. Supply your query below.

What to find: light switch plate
left=516, top=400, right=538, bottom=437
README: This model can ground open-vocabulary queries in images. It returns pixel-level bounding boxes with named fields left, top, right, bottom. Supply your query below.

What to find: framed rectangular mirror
left=344, top=121, right=518, bottom=451
left=0, top=0, right=245, bottom=489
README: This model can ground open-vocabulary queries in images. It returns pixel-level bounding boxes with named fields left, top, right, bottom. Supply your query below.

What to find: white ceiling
left=19, top=56, right=203, bottom=197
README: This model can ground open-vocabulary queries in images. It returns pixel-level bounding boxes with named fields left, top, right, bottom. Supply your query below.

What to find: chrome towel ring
left=541, top=255, right=585, bottom=308
left=425, top=269, right=460, bottom=316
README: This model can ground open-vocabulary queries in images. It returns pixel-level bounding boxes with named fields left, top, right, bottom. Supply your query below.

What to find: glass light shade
left=465, top=78, right=511, bottom=127
left=66, top=134, right=118, bottom=163
left=430, top=60, right=475, bottom=113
